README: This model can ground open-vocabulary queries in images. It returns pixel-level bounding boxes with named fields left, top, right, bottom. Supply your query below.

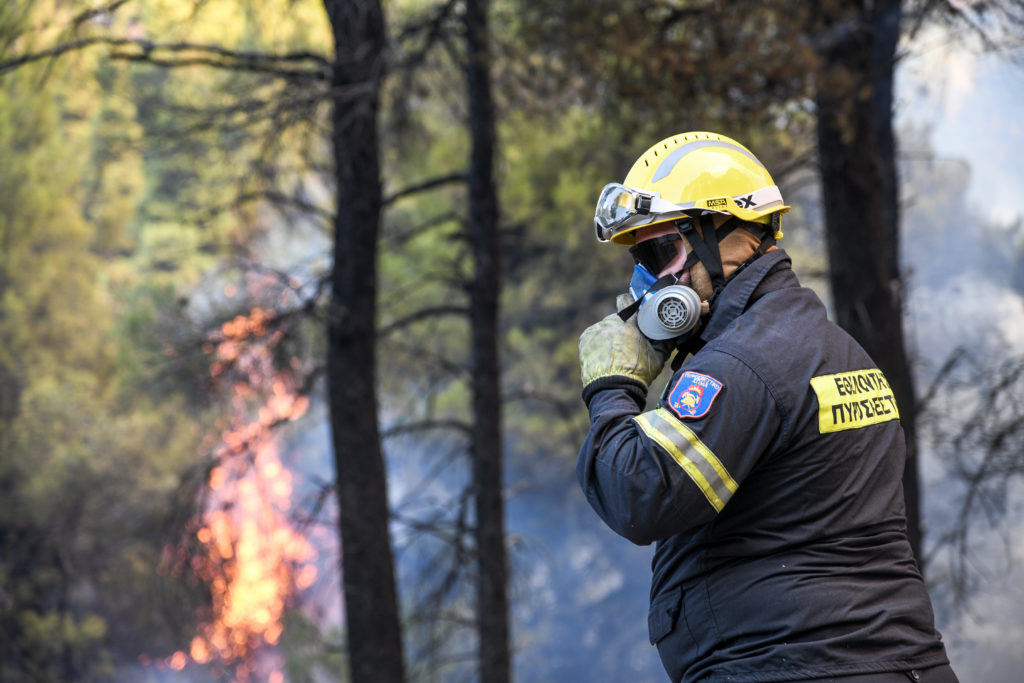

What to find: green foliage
left=0, top=5, right=217, bottom=678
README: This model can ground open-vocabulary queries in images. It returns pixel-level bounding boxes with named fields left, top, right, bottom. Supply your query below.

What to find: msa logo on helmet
left=667, top=371, right=723, bottom=419
left=706, top=197, right=728, bottom=209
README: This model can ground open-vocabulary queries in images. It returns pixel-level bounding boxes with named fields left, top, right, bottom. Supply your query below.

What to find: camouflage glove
left=579, top=294, right=672, bottom=389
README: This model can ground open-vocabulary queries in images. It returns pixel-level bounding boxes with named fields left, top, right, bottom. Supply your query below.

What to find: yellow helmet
left=594, top=132, right=790, bottom=245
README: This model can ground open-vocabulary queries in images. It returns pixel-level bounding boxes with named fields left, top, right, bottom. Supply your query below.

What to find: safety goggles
left=593, top=183, right=688, bottom=242
left=594, top=182, right=787, bottom=242
left=629, top=233, right=686, bottom=276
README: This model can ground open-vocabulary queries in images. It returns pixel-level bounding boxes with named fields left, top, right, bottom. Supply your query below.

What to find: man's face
left=633, top=221, right=718, bottom=301
left=634, top=223, right=691, bottom=285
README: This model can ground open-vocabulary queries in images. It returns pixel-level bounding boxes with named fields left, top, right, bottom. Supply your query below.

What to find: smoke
left=504, top=461, right=663, bottom=681
left=898, top=26, right=1024, bottom=220
left=899, top=34, right=1024, bottom=678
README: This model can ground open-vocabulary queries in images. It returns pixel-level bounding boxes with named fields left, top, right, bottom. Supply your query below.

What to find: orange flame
left=164, top=302, right=316, bottom=681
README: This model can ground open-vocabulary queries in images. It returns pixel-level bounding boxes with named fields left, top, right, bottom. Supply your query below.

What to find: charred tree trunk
left=323, top=2, right=406, bottom=681
left=815, top=0, right=922, bottom=564
left=464, top=0, right=511, bottom=679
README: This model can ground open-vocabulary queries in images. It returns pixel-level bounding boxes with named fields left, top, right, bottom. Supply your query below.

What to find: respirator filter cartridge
left=636, top=285, right=702, bottom=340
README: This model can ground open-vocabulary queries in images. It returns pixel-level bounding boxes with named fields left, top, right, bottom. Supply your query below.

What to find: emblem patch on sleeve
left=667, top=371, right=724, bottom=420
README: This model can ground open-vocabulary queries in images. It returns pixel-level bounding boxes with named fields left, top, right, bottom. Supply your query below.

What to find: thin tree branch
left=916, top=346, right=966, bottom=414
left=393, top=0, right=461, bottom=70
left=1, top=37, right=330, bottom=78
left=111, top=52, right=327, bottom=80
left=382, top=419, right=473, bottom=439
left=378, top=305, right=469, bottom=339
left=116, top=38, right=332, bottom=68
left=383, top=172, right=468, bottom=206
left=384, top=211, right=462, bottom=243
left=71, top=0, right=134, bottom=30
left=202, top=189, right=334, bottom=224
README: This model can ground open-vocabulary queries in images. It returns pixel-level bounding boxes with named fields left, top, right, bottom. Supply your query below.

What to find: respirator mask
left=617, top=231, right=703, bottom=341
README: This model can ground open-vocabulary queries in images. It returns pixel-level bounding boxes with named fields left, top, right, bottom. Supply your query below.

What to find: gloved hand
left=579, top=294, right=673, bottom=389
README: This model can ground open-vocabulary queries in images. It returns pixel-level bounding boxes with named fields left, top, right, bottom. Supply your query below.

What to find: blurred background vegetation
left=1, top=1, right=1023, bottom=681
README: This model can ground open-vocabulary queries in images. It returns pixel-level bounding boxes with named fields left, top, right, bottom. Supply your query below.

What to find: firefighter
left=577, top=132, right=958, bottom=682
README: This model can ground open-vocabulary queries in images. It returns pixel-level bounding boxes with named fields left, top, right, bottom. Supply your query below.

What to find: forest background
left=2, top=1, right=1024, bottom=682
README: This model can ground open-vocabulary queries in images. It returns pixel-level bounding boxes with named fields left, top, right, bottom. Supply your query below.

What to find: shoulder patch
left=667, top=371, right=723, bottom=420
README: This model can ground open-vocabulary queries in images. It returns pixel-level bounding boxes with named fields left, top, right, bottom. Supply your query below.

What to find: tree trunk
left=323, top=2, right=406, bottom=682
left=464, top=0, right=511, bottom=680
left=815, top=0, right=922, bottom=564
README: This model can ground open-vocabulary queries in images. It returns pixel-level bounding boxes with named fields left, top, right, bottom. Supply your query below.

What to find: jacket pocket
left=647, top=586, right=683, bottom=645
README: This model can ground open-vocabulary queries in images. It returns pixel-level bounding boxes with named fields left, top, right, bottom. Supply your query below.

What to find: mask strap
left=617, top=272, right=677, bottom=321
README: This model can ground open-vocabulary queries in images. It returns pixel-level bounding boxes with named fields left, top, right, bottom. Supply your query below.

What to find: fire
left=190, top=441, right=314, bottom=660
left=169, top=651, right=187, bottom=671
left=163, top=301, right=317, bottom=680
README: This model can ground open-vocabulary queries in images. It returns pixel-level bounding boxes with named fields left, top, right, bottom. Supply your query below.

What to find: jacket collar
left=700, top=249, right=793, bottom=343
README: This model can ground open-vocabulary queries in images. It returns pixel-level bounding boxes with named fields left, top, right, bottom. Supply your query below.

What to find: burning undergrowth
left=157, top=271, right=323, bottom=681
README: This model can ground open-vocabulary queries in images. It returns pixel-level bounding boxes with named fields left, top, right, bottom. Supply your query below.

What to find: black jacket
left=577, top=250, right=949, bottom=682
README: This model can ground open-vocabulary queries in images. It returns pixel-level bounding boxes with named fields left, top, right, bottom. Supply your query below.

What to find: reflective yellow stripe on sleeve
left=633, top=408, right=738, bottom=512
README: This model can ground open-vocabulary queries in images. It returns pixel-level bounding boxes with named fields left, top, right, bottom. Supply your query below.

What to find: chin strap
left=677, top=215, right=727, bottom=292
left=677, top=214, right=778, bottom=308
left=665, top=214, right=778, bottom=370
